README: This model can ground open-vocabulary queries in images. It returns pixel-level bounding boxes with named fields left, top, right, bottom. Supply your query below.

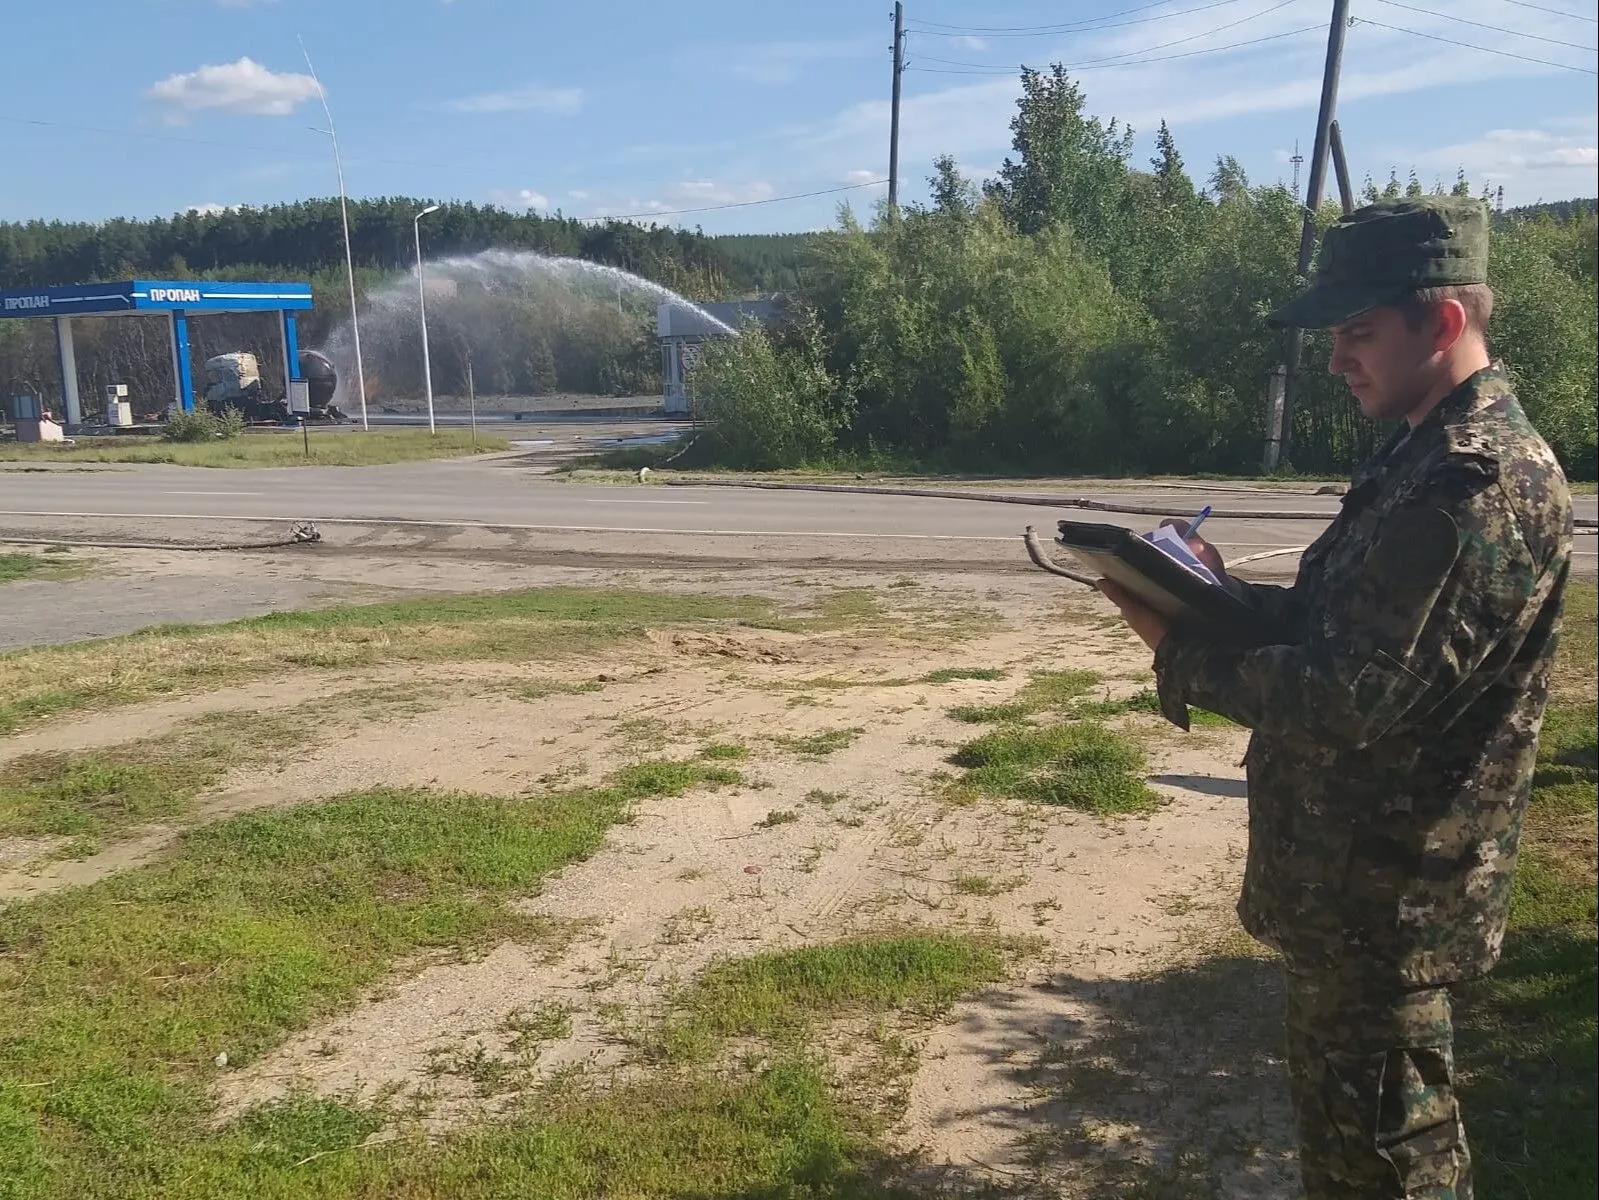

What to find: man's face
left=1327, top=306, right=1438, bottom=422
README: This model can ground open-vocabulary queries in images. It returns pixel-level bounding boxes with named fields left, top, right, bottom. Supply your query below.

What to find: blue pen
left=1183, top=505, right=1213, bottom=539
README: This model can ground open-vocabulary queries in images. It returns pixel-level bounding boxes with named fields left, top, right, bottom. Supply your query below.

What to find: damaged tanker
left=200, top=349, right=346, bottom=423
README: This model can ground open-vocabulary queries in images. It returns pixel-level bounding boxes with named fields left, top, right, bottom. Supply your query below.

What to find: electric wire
left=908, top=0, right=1249, bottom=37
left=1353, top=17, right=1599, bottom=72
left=906, top=24, right=1323, bottom=75
left=909, top=0, right=1300, bottom=72
left=1494, top=0, right=1597, bottom=23
left=1374, top=0, right=1599, bottom=51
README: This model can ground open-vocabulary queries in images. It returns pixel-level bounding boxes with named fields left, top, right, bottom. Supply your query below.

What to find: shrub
left=163, top=407, right=243, bottom=443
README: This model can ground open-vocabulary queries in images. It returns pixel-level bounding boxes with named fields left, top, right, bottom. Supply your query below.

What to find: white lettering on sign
left=2, top=295, right=51, bottom=311
left=149, top=288, right=203, bottom=304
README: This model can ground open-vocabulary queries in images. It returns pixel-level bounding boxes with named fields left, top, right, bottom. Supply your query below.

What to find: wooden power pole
left=1275, top=0, right=1351, bottom=471
left=888, top=2, right=905, bottom=215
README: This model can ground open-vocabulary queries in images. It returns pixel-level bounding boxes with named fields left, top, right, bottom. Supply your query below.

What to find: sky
left=2, top=0, right=1595, bottom=233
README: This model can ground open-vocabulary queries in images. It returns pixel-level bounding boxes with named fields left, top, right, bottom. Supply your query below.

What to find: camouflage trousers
left=1284, top=971, right=1471, bottom=1199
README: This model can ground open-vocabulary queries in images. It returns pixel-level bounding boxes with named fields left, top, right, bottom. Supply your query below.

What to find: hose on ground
left=1, top=521, right=322, bottom=553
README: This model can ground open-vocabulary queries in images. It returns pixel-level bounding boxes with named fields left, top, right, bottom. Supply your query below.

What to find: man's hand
left=1097, top=580, right=1172, bottom=652
left=1159, top=518, right=1227, bottom=578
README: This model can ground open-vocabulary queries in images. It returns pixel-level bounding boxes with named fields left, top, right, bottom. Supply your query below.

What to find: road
left=1, top=457, right=1594, bottom=572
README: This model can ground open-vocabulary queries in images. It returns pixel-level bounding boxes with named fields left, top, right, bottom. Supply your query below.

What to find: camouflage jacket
left=1154, top=366, right=1572, bottom=986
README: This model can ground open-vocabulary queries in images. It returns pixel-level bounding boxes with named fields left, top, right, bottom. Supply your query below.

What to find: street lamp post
left=414, top=204, right=441, bottom=435
left=299, top=37, right=370, bottom=431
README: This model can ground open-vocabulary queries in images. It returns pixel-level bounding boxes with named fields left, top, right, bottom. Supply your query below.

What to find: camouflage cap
left=1269, top=196, right=1491, bottom=329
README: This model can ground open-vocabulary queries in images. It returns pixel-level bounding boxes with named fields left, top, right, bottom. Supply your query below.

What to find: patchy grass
left=952, top=873, right=1019, bottom=898
left=0, top=551, right=87, bottom=584
left=1452, top=584, right=1598, bottom=1199
left=699, top=742, right=750, bottom=761
left=919, top=667, right=1007, bottom=684
left=1073, top=686, right=1235, bottom=726
left=509, top=677, right=606, bottom=702
left=0, top=758, right=740, bottom=1198
left=948, top=668, right=1100, bottom=724
left=0, top=428, right=510, bottom=468
left=755, top=809, right=800, bottom=828
left=950, top=721, right=1161, bottom=815
left=771, top=726, right=864, bottom=758
left=659, top=934, right=1014, bottom=1060
left=0, top=587, right=779, bottom=735
left=0, top=709, right=311, bottom=845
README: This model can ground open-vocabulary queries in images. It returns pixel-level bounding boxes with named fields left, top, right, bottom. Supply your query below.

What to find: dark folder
left=1055, top=520, right=1293, bottom=648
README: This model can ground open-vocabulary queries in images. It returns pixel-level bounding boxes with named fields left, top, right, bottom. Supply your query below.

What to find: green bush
left=163, top=408, right=243, bottom=443
left=691, top=308, right=853, bottom=470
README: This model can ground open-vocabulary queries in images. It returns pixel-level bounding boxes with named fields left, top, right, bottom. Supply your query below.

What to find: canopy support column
left=169, top=310, right=195, bottom=412
left=54, top=316, right=82, bottom=425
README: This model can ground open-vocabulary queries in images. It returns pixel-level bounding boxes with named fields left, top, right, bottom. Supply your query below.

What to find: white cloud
left=951, top=36, right=989, bottom=52
left=551, top=178, right=779, bottom=219
left=843, top=169, right=882, bottom=185
left=664, top=179, right=776, bottom=204
left=788, top=0, right=1595, bottom=208
left=148, top=57, right=319, bottom=120
left=700, top=40, right=874, bottom=85
left=488, top=188, right=551, bottom=210
left=186, top=202, right=236, bottom=216
left=442, top=84, right=584, bottom=114
left=1407, top=125, right=1598, bottom=195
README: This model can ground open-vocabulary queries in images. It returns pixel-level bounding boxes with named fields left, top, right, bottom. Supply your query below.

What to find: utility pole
left=1328, top=120, right=1355, bottom=215
left=888, top=2, right=906, bottom=215
left=1275, top=0, right=1350, bottom=471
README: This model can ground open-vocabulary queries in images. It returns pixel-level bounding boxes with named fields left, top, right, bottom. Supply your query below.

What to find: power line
left=568, top=180, right=886, bottom=223
left=909, top=0, right=1301, bottom=70
left=906, top=24, right=1323, bottom=75
left=908, top=0, right=1248, bottom=38
left=1495, top=0, right=1597, bottom=23
left=1353, top=16, right=1599, bottom=72
left=1375, top=0, right=1598, bottom=50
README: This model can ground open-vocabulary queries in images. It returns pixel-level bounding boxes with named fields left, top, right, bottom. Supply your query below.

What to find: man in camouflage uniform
left=1099, top=196, right=1573, bottom=1198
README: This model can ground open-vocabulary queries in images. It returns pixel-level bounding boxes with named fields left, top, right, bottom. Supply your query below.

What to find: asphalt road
left=1, top=458, right=1594, bottom=568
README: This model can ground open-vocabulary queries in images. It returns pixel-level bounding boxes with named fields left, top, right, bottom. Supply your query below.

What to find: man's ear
left=1432, top=298, right=1468, bottom=354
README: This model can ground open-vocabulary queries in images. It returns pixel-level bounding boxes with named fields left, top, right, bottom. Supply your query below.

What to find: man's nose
left=1327, top=338, right=1351, bottom=376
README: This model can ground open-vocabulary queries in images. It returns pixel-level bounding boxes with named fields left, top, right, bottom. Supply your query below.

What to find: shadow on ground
left=876, top=954, right=1301, bottom=1199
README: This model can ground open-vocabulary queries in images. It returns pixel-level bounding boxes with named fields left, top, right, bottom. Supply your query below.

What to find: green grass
left=1453, top=581, right=1597, bottom=1200
left=947, top=668, right=1100, bottom=724
left=949, top=721, right=1162, bottom=815
left=0, top=586, right=779, bottom=735
left=509, top=677, right=606, bottom=701
left=658, top=934, right=1012, bottom=1061
left=919, top=667, right=1007, bottom=684
left=1, top=551, right=77, bottom=584
left=0, top=758, right=740, bottom=1199
left=0, top=428, right=510, bottom=468
left=771, top=727, right=864, bottom=758
left=0, top=710, right=311, bottom=845
left=948, top=672, right=1233, bottom=728
left=699, top=742, right=751, bottom=761
left=1072, top=686, right=1235, bottom=726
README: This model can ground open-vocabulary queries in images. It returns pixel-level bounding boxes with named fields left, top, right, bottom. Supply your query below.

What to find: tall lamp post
left=300, top=37, right=370, bottom=431
left=414, top=203, right=441, bottom=435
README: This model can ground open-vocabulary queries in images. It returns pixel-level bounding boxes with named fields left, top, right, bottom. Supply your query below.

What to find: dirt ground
left=0, top=546, right=1301, bottom=1196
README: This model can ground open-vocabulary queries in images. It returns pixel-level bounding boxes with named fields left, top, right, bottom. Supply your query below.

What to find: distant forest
left=0, top=200, right=824, bottom=308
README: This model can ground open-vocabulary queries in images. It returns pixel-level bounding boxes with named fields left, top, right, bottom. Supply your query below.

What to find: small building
left=0, top=279, right=313, bottom=426
left=657, top=298, right=780, bottom=415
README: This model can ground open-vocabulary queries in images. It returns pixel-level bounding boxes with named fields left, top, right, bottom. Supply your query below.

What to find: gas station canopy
left=0, top=279, right=314, bottom=425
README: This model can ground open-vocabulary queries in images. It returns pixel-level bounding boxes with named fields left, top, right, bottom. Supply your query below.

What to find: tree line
left=0, top=201, right=815, bottom=411
left=692, top=66, right=1597, bottom=480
